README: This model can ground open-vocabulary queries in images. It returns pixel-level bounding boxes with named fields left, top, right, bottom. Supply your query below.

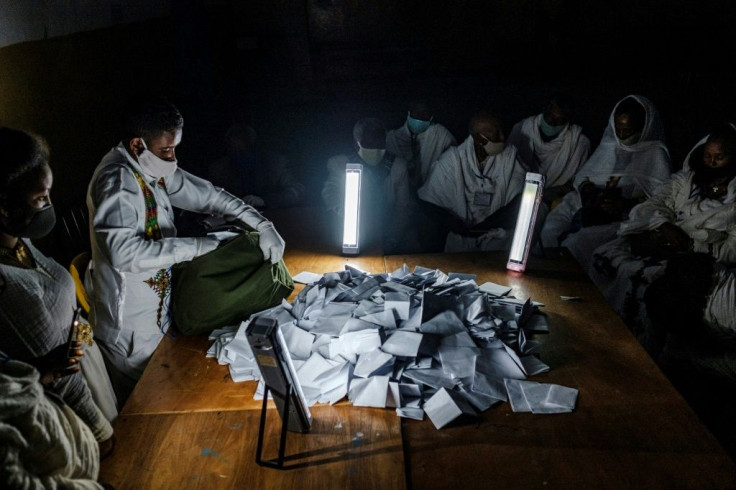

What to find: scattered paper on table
left=206, top=263, right=576, bottom=430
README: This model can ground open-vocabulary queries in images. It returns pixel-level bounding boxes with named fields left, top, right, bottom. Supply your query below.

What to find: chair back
left=69, top=252, right=91, bottom=314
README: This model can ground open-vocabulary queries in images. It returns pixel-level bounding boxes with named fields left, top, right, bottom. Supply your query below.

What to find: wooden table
left=100, top=207, right=736, bottom=488
left=385, top=252, right=736, bottom=488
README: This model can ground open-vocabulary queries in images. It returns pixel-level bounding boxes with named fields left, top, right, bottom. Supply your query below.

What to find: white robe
left=87, top=144, right=259, bottom=390
left=386, top=122, right=456, bottom=184
left=541, top=94, right=672, bottom=269
left=591, top=167, right=736, bottom=342
left=0, top=360, right=102, bottom=489
left=507, top=114, right=590, bottom=188
left=418, top=135, right=525, bottom=251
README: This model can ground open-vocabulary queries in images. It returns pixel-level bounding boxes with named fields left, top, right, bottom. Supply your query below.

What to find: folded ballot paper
left=208, top=265, right=578, bottom=430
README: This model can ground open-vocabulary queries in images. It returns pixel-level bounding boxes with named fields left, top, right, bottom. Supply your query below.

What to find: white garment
left=706, top=268, right=736, bottom=338
left=617, top=169, right=736, bottom=262
left=507, top=114, right=590, bottom=188
left=87, top=144, right=262, bottom=387
left=0, top=360, right=102, bottom=489
left=418, top=135, right=525, bottom=251
left=386, top=122, right=456, bottom=184
left=591, top=168, right=736, bottom=339
left=572, top=95, right=670, bottom=198
left=541, top=94, right=672, bottom=253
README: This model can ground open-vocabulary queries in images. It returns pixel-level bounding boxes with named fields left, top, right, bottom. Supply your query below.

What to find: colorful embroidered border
left=127, top=164, right=171, bottom=330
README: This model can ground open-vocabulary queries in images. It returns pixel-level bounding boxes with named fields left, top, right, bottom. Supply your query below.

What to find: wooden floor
left=99, top=208, right=736, bottom=489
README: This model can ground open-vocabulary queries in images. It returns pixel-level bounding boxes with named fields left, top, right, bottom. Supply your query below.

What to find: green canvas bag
left=171, top=231, right=294, bottom=335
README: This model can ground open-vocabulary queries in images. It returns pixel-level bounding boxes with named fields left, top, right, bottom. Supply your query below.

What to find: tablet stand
left=255, top=383, right=291, bottom=469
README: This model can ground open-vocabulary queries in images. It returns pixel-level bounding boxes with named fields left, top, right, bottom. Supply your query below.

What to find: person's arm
left=90, top=165, right=218, bottom=274
left=619, top=172, right=684, bottom=236
left=167, top=168, right=285, bottom=262
left=691, top=220, right=736, bottom=264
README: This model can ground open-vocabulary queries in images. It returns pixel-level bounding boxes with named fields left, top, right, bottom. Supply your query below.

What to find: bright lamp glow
left=507, top=173, right=545, bottom=272
left=342, top=163, right=363, bottom=254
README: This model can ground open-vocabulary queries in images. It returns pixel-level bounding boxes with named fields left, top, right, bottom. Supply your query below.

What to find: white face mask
left=482, top=139, right=504, bottom=156
left=357, top=142, right=386, bottom=166
left=138, top=138, right=178, bottom=178
left=619, top=132, right=642, bottom=147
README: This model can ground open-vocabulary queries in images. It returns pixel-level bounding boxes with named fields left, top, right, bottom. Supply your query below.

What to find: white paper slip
left=292, top=271, right=324, bottom=284
left=560, top=296, right=583, bottom=301
left=479, top=281, right=512, bottom=297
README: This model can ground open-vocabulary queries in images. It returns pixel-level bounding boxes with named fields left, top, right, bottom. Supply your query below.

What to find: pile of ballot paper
left=207, top=264, right=578, bottom=429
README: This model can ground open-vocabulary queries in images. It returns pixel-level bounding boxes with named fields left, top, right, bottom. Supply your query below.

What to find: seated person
left=417, top=111, right=526, bottom=253
left=87, top=96, right=285, bottom=405
left=322, top=118, right=415, bottom=254
left=591, top=124, right=736, bottom=360
left=0, top=128, right=114, bottom=453
left=207, top=124, right=305, bottom=209
left=507, top=93, right=590, bottom=207
left=0, top=357, right=110, bottom=489
left=541, top=94, right=671, bottom=272
left=386, top=100, right=456, bottom=187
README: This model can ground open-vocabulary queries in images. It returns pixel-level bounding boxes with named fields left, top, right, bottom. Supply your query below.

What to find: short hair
left=122, top=95, right=184, bottom=143
left=0, top=127, right=50, bottom=199
left=469, top=111, right=503, bottom=135
left=546, top=92, right=576, bottom=120
left=614, top=96, right=646, bottom=132
left=353, top=118, right=386, bottom=145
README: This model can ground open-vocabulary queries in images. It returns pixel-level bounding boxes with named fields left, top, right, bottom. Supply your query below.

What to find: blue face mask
left=539, top=116, right=566, bottom=138
left=406, top=114, right=432, bottom=135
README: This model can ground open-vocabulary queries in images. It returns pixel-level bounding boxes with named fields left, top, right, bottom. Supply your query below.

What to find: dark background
left=1, top=0, right=735, bottom=257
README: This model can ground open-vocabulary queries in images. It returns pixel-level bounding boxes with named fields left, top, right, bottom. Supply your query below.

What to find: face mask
left=619, top=132, right=642, bottom=147
left=539, top=117, right=566, bottom=138
left=0, top=202, right=56, bottom=239
left=357, top=143, right=386, bottom=166
left=406, top=114, right=432, bottom=135
left=482, top=139, right=504, bottom=157
left=138, top=139, right=178, bottom=178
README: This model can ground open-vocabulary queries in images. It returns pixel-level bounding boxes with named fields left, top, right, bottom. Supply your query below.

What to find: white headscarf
left=681, top=122, right=736, bottom=171
left=573, top=94, right=671, bottom=200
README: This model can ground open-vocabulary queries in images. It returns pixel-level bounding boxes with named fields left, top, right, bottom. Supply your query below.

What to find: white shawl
left=507, top=114, right=590, bottom=188
left=386, top=122, right=456, bottom=183
left=617, top=169, right=736, bottom=263
left=573, top=94, right=671, bottom=200
left=418, top=135, right=525, bottom=226
left=0, top=360, right=102, bottom=489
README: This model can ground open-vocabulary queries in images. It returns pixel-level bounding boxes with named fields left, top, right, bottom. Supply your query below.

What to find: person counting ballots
left=86, top=96, right=286, bottom=406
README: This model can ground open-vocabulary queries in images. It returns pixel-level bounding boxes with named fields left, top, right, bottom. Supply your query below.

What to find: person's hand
left=243, top=194, right=265, bottom=208
left=256, top=221, right=285, bottom=263
left=35, top=342, right=84, bottom=385
left=654, top=222, right=692, bottom=252
left=599, top=192, right=623, bottom=215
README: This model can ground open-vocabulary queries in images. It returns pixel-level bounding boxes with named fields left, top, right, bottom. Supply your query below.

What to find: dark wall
left=1, top=0, right=735, bottom=260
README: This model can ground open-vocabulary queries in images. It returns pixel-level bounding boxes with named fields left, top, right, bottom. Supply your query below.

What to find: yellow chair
left=69, top=252, right=91, bottom=314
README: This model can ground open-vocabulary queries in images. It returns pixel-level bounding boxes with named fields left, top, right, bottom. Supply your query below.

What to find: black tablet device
left=246, top=316, right=312, bottom=433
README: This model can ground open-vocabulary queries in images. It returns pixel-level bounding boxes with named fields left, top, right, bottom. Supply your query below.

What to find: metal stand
left=255, top=384, right=290, bottom=469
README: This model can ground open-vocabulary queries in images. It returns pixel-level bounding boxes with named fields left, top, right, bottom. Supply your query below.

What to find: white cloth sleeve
left=91, top=166, right=218, bottom=273
left=618, top=173, right=683, bottom=236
